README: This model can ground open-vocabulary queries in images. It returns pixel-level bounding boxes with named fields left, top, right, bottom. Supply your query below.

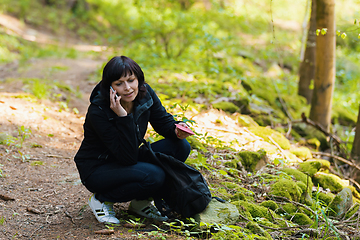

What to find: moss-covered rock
left=232, top=201, right=253, bottom=221
left=260, top=200, right=279, bottom=211
left=238, top=149, right=267, bottom=172
left=313, top=172, right=348, bottom=193
left=212, top=101, right=240, bottom=113
left=193, top=198, right=240, bottom=226
left=224, top=159, right=238, bottom=169
left=232, top=200, right=277, bottom=223
left=246, top=222, right=273, bottom=239
left=314, top=191, right=335, bottom=206
left=215, top=188, right=233, bottom=201
left=289, top=146, right=312, bottom=160
left=291, top=213, right=313, bottom=225
left=270, top=179, right=303, bottom=202
left=306, top=138, right=321, bottom=151
left=298, top=159, right=331, bottom=177
left=282, top=167, right=313, bottom=193
left=248, top=126, right=291, bottom=150
left=347, top=185, right=360, bottom=199
left=328, top=187, right=353, bottom=217
left=231, top=192, right=246, bottom=201
left=278, top=203, right=297, bottom=215
left=236, top=114, right=259, bottom=127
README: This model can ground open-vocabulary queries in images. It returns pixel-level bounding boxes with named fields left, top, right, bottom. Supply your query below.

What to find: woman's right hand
left=110, top=88, right=127, bottom=117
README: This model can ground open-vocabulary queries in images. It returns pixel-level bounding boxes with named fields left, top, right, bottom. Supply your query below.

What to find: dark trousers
left=84, top=138, right=191, bottom=203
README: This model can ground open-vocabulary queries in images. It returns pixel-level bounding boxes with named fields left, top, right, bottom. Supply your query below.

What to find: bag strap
left=141, top=139, right=182, bottom=179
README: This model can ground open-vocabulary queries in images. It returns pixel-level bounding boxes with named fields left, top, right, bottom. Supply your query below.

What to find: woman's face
left=111, top=74, right=139, bottom=103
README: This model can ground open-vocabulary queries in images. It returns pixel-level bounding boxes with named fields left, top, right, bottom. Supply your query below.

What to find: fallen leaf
left=0, top=194, right=15, bottom=201
left=94, top=229, right=115, bottom=235
left=9, top=106, right=17, bottom=110
left=26, top=207, right=41, bottom=214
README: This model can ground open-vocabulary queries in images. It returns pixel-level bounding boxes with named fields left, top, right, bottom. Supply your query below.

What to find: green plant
left=0, top=164, right=3, bottom=177
left=311, top=186, right=341, bottom=239
left=16, top=126, right=31, bottom=148
left=0, top=216, right=5, bottom=225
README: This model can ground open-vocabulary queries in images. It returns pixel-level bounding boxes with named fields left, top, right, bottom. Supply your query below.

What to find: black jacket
left=74, top=83, right=178, bottom=182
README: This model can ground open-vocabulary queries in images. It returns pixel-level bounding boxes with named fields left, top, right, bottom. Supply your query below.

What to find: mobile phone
left=110, top=86, right=119, bottom=97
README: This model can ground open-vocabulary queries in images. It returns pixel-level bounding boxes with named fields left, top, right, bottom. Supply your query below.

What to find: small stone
left=328, top=187, right=353, bottom=217
left=192, top=198, right=239, bottom=226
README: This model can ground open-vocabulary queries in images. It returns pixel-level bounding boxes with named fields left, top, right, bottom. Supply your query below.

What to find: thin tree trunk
left=351, top=105, right=360, bottom=183
left=298, top=0, right=316, bottom=104
left=351, top=105, right=360, bottom=161
left=309, top=0, right=336, bottom=131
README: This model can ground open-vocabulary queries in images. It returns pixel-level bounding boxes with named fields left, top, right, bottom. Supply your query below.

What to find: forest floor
left=0, top=13, right=270, bottom=240
left=0, top=58, right=266, bottom=240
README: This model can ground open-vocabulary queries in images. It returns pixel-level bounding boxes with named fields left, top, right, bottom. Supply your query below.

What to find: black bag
left=143, top=140, right=212, bottom=218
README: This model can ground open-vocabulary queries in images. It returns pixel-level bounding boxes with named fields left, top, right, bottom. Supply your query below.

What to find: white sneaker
left=128, top=199, right=168, bottom=221
left=88, top=194, right=120, bottom=224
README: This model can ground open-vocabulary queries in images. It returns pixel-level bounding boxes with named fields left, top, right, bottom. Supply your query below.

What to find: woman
left=74, top=56, right=192, bottom=224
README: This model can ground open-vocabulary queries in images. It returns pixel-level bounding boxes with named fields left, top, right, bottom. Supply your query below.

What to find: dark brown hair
left=100, top=56, right=147, bottom=101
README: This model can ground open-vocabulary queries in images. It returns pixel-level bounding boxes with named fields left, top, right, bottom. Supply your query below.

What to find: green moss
left=232, top=200, right=277, bottom=223
left=224, top=160, right=238, bottom=169
left=289, top=146, right=312, bottom=160
left=296, top=181, right=307, bottom=194
left=306, top=138, right=321, bottom=151
left=328, top=194, right=343, bottom=216
left=282, top=167, right=313, bottom=193
left=223, top=182, right=241, bottom=189
left=345, top=203, right=360, bottom=219
left=238, top=149, right=266, bottom=172
left=232, top=201, right=254, bottom=221
left=291, top=213, right=313, bottom=225
left=313, top=172, right=346, bottom=193
left=212, top=101, right=240, bottom=113
left=298, top=159, right=330, bottom=177
left=260, top=200, right=279, bottom=211
left=347, top=185, right=360, bottom=199
left=315, top=192, right=335, bottom=206
left=237, top=114, right=259, bottom=127
left=277, top=203, right=297, bottom=215
left=231, top=192, right=246, bottom=201
left=257, top=218, right=279, bottom=228
left=246, top=222, right=272, bottom=239
left=260, top=173, right=279, bottom=183
left=211, top=227, right=252, bottom=240
left=270, top=179, right=303, bottom=202
left=248, top=126, right=291, bottom=150
left=215, top=188, right=233, bottom=201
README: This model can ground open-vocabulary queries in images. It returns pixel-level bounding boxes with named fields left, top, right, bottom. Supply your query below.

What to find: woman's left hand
left=175, top=122, right=192, bottom=139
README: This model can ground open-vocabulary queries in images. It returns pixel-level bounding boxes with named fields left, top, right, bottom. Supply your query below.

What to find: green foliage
left=0, top=164, right=3, bottom=178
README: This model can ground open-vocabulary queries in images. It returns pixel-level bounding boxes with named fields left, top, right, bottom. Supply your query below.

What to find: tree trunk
left=298, top=0, right=316, bottom=104
left=351, top=105, right=360, bottom=161
left=309, top=0, right=335, bottom=131
left=351, top=105, right=360, bottom=183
